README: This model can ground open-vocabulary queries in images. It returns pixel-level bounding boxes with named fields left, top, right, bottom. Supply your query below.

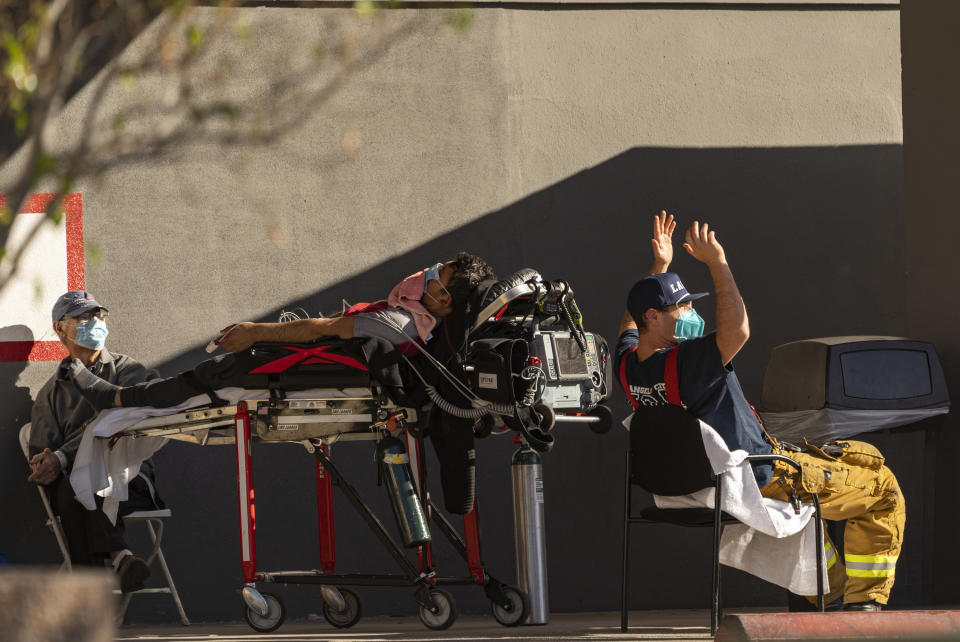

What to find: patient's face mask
left=673, top=306, right=705, bottom=342
left=423, top=263, right=444, bottom=292
left=74, top=317, right=109, bottom=350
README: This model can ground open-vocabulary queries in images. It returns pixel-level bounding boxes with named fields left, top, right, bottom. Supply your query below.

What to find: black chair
left=620, top=405, right=824, bottom=635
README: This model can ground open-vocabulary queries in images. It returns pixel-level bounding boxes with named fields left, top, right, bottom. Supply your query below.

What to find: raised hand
left=650, top=210, right=677, bottom=273
left=683, top=221, right=727, bottom=267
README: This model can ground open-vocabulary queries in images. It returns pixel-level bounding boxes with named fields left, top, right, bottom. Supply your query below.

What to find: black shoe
left=843, top=600, right=883, bottom=612
left=116, top=555, right=150, bottom=593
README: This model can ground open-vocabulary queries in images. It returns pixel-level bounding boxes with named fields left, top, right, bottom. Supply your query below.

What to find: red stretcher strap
left=618, top=346, right=640, bottom=410
left=665, top=346, right=681, bottom=407
left=620, top=345, right=682, bottom=409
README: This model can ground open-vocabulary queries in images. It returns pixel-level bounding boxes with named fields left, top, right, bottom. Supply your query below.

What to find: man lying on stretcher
left=68, top=253, right=495, bottom=410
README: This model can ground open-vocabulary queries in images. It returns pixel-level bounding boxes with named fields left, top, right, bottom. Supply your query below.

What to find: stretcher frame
left=116, top=386, right=524, bottom=631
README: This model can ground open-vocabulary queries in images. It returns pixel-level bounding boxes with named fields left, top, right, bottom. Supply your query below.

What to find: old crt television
left=761, top=336, right=948, bottom=412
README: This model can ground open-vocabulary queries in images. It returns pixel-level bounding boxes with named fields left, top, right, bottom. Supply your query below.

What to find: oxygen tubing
left=423, top=384, right=516, bottom=419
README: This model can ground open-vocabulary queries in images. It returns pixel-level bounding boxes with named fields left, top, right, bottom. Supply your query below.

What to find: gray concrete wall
left=1, top=2, right=907, bottom=623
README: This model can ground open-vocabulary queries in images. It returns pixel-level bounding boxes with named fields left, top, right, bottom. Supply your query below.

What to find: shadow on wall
left=3, top=145, right=910, bottom=622
left=0, top=325, right=61, bottom=563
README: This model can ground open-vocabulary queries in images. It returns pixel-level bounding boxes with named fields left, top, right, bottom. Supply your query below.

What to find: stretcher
left=100, top=377, right=523, bottom=632
left=82, top=268, right=611, bottom=632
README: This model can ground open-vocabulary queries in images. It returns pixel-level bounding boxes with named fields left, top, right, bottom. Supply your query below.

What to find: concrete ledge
left=0, top=568, right=115, bottom=642
left=716, top=611, right=960, bottom=642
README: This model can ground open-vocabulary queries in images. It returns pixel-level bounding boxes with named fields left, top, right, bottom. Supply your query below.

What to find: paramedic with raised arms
left=616, top=212, right=905, bottom=611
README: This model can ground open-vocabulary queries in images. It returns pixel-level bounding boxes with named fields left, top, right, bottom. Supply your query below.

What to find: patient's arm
left=219, top=317, right=355, bottom=353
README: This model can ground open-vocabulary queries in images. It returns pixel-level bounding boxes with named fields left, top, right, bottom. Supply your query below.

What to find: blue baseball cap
left=627, top=272, right=708, bottom=317
left=52, top=290, right=108, bottom=322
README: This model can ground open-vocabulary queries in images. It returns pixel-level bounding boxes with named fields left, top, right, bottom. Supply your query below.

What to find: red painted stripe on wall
left=63, top=194, right=85, bottom=290
left=0, top=193, right=84, bottom=361
left=0, top=341, right=68, bottom=362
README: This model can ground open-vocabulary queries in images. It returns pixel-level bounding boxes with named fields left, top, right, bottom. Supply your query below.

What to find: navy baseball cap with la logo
left=627, top=272, right=708, bottom=317
left=51, top=290, right=108, bottom=322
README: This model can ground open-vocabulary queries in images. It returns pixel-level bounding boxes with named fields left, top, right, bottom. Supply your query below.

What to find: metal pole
left=233, top=402, right=257, bottom=584
left=315, top=443, right=335, bottom=574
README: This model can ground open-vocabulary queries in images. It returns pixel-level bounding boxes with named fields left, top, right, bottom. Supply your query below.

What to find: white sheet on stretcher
left=71, top=386, right=371, bottom=524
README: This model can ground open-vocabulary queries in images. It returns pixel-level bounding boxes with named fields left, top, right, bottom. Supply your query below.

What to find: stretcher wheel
left=322, top=587, right=362, bottom=628
left=587, top=404, right=613, bottom=434
left=491, top=585, right=529, bottom=627
left=243, top=591, right=285, bottom=633
left=418, top=588, right=457, bottom=630
left=533, top=404, right=556, bottom=432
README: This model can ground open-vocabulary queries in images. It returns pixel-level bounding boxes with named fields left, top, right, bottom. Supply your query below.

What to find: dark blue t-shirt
left=616, top=330, right=773, bottom=488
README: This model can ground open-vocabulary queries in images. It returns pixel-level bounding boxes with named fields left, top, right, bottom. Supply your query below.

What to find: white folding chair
left=114, top=509, right=190, bottom=625
left=19, top=424, right=71, bottom=571
left=19, top=424, right=189, bottom=625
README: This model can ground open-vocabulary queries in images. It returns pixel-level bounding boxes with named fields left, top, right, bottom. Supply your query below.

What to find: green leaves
left=354, top=0, right=377, bottom=20
left=3, top=33, right=37, bottom=134
left=3, top=34, right=36, bottom=90
left=112, top=112, right=127, bottom=133
left=30, top=153, right=59, bottom=188
left=186, top=24, right=205, bottom=50
left=167, top=0, right=189, bottom=19
left=444, top=8, right=474, bottom=32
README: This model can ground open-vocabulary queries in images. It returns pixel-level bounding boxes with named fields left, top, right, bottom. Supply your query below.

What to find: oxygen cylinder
left=378, top=436, right=431, bottom=548
left=512, top=441, right=548, bottom=624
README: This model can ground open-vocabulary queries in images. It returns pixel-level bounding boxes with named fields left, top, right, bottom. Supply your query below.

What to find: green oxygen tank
left=378, top=435, right=431, bottom=548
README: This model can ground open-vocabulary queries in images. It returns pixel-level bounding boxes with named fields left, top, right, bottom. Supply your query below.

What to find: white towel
left=71, top=387, right=370, bottom=524
left=624, top=414, right=828, bottom=595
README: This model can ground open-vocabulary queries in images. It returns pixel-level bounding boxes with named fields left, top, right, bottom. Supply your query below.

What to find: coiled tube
left=425, top=385, right=516, bottom=419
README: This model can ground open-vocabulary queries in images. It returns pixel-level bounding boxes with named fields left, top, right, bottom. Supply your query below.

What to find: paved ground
left=117, top=610, right=715, bottom=641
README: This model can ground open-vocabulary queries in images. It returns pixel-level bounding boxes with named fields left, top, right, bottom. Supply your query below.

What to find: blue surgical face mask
left=674, top=306, right=705, bottom=342
left=423, top=262, right=443, bottom=292
left=74, top=318, right=109, bottom=350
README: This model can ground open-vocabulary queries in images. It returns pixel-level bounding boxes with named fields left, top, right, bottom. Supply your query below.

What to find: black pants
left=49, top=466, right=161, bottom=566
left=427, top=408, right=477, bottom=515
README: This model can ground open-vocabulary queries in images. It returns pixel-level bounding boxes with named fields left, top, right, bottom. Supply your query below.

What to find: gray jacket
left=29, top=349, right=159, bottom=471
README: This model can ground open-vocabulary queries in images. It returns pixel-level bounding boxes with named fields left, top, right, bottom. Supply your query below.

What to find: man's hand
left=683, top=220, right=748, bottom=364
left=650, top=210, right=676, bottom=274
left=217, top=323, right=261, bottom=353
left=683, top=221, right=727, bottom=267
left=28, top=448, right=61, bottom=485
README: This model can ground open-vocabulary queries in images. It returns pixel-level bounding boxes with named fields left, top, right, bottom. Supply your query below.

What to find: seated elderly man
left=67, top=252, right=494, bottom=410
left=28, top=290, right=164, bottom=592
